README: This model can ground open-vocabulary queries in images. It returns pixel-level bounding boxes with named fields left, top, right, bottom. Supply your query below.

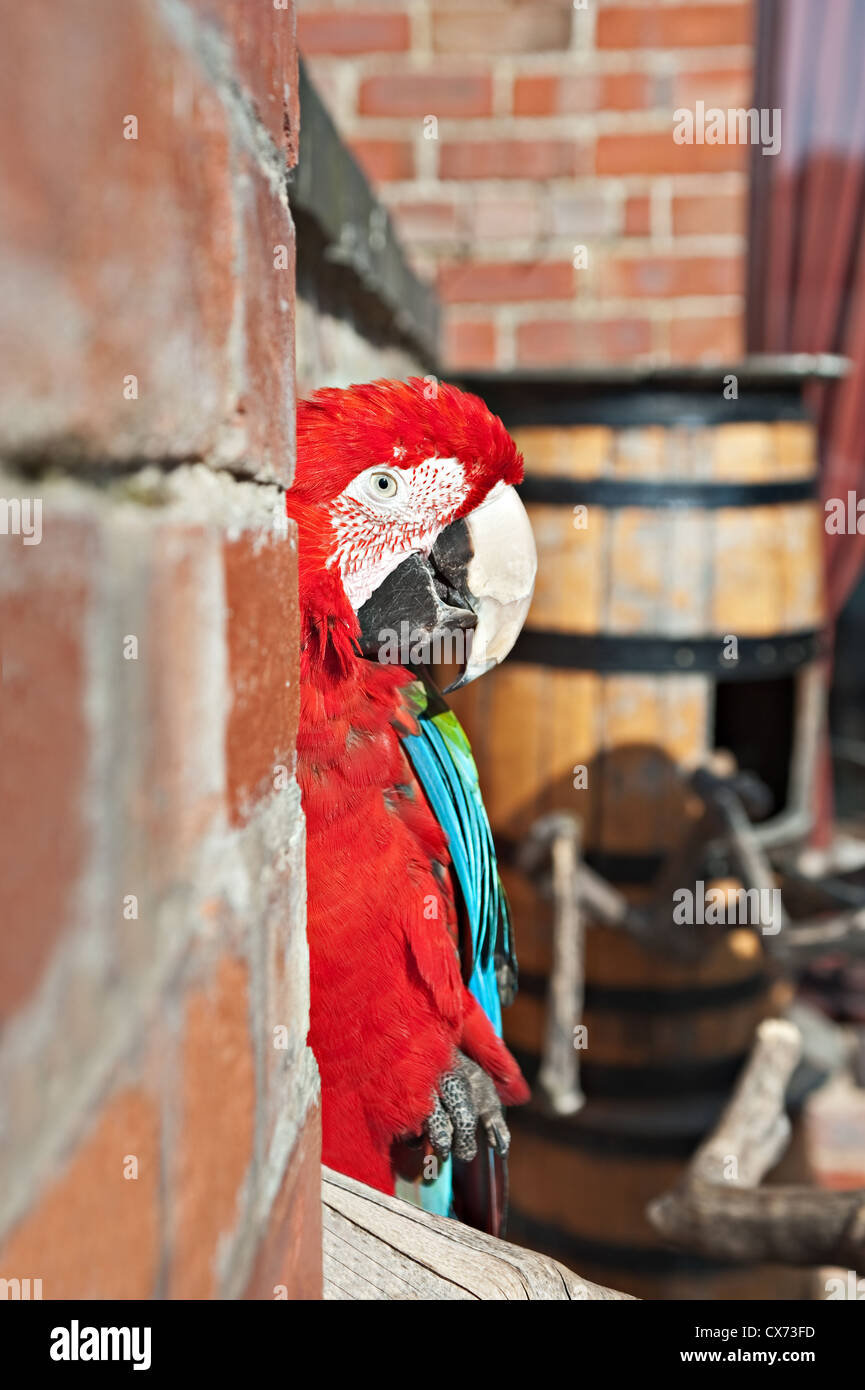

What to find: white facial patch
left=328, top=456, right=470, bottom=611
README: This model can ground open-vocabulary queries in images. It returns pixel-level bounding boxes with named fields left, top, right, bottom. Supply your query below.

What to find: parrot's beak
left=437, top=482, right=537, bottom=691
left=355, top=482, right=536, bottom=688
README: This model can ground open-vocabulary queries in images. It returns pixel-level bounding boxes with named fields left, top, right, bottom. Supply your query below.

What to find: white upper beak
left=447, top=482, right=537, bottom=690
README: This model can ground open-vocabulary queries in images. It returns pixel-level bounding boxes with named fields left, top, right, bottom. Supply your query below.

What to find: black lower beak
left=355, top=534, right=476, bottom=665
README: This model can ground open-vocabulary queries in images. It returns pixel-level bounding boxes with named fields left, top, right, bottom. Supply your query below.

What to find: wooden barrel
left=453, top=365, right=830, bottom=1300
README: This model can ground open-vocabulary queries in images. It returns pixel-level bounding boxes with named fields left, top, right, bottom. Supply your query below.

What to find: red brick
left=170, top=955, right=256, bottom=1299
left=139, top=525, right=226, bottom=889
left=433, top=8, right=572, bottom=53
left=597, top=4, right=752, bottom=50
left=603, top=253, right=742, bottom=298
left=224, top=528, right=299, bottom=826
left=359, top=72, right=492, bottom=117
left=603, top=73, right=656, bottom=110
left=673, top=189, right=747, bottom=236
left=244, top=1104, right=322, bottom=1300
left=0, top=520, right=92, bottom=1023
left=624, top=194, right=651, bottom=236
left=0, top=1089, right=161, bottom=1298
left=440, top=140, right=589, bottom=180
left=549, top=192, right=617, bottom=238
left=239, top=167, right=296, bottom=486
left=444, top=317, right=498, bottom=368
left=596, top=131, right=747, bottom=175
left=192, top=0, right=299, bottom=162
left=514, top=71, right=652, bottom=115
left=516, top=316, right=653, bottom=367
left=0, top=0, right=238, bottom=465
left=670, top=312, right=744, bottom=360
left=672, top=65, right=753, bottom=110
left=298, top=10, right=410, bottom=54
left=513, top=74, right=593, bottom=115
left=439, top=260, right=574, bottom=304
left=390, top=200, right=459, bottom=243
left=351, top=138, right=414, bottom=183
left=466, top=197, right=541, bottom=240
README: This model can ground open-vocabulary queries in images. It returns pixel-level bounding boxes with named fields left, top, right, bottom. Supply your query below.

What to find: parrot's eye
left=368, top=470, right=399, bottom=500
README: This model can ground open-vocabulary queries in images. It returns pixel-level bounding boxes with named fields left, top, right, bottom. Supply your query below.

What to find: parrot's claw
left=424, top=1052, right=511, bottom=1165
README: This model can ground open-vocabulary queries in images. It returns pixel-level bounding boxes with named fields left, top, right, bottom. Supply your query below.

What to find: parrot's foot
left=424, top=1052, right=511, bottom=1164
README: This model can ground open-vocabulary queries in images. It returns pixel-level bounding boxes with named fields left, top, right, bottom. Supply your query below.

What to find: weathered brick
left=444, top=317, right=498, bottom=368
left=514, top=72, right=653, bottom=115
left=548, top=192, right=618, bottom=238
left=244, top=1104, right=322, bottom=1300
left=602, top=253, right=742, bottom=298
left=390, top=199, right=460, bottom=243
left=603, top=72, right=656, bottom=110
left=0, top=1089, right=161, bottom=1299
left=359, top=72, right=492, bottom=117
left=515, top=316, right=653, bottom=366
left=671, top=65, right=753, bottom=110
left=673, top=189, right=747, bottom=236
left=433, top=7, right=572, bottom=53
left=439, top=260, right=574, bottom=304
left=669, top=312, right=743, bottom=359
left=597, top=4, right=752, bottom=50
left=170, top=955, right=256, bottom=1299
left=298, top=10, right=410, bottom=54
left=440, top=139, right=589, bottom=180
left=513, top=73, right=598, bottom=116
left=596, top=131, right=748, bottom=175
left=624, top=194, right=652, bottom=236
left=224, top=527, right=299, bottom=826
left=0, top=0, right=238, bottom=465
left=0, top=518, right=93, bottom=1023
left=351, top=138, right=415, bottom=182
left=466, top=197, right=541, bottom=240
left=137, top=517, right=227, bottom=891
left=192, top=0, right=300, bottom=162
left=237, top=165, right=297, bottom=487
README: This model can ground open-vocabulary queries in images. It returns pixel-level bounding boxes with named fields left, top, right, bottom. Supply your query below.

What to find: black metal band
left=511, top=1045, right=748, bottom=1101
left=518, top=476, right=817, bottom=509
left=457, top=376, right=811, bottom=428
left=509, top=1102, right=707, bottom=1160
left=516, top=970, right=769, bottom=1015
left=496, top=838, right=663, bottom=884
left=505, top=1210, right=747, bottom=1276
left=510, top=628, right=826, bottom=677
left=583, top=850, right=663, bottom=884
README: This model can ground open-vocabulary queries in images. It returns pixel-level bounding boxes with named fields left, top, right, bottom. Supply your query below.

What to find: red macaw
left=286, top=378, right=536, bottom=1233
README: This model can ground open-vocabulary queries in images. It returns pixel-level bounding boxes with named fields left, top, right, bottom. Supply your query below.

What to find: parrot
left=285, top=377, right=537, bottom=1235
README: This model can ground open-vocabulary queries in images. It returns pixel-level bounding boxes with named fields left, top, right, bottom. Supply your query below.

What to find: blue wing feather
left=399, top=680, right=516, bottom=1216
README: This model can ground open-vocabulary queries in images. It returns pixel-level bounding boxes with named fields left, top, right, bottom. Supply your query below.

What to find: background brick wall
left=0, top=0, right=322, bottom=1299
left=297, top=0, right=754, bottom=369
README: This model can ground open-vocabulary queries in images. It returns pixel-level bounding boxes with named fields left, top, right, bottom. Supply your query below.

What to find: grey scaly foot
left=423, top=1051, right=511, bottom=1164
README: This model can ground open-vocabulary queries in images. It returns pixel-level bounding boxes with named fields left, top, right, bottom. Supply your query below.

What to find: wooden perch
left=322, top=1167, right=633, bottom=1299
left=647, top=1020, right=865, bottom=1268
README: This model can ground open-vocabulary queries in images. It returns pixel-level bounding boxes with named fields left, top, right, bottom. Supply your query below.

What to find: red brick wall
left=0, top=0, right=321, bottom=1300
left=297, top=0, right=754, bottom=369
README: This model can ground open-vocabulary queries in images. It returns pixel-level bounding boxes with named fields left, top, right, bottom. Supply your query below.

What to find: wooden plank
left=712, top=422, right=775, bottom=481
left=781, top=501, right=825, bottom=630
left=526, top=503, right=606, bottom=634
left=612, top=425, right=667, bottom=478
left=321, top=1167, right=633, bottom=1300
left=512, top=425, right=613, bottom=479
